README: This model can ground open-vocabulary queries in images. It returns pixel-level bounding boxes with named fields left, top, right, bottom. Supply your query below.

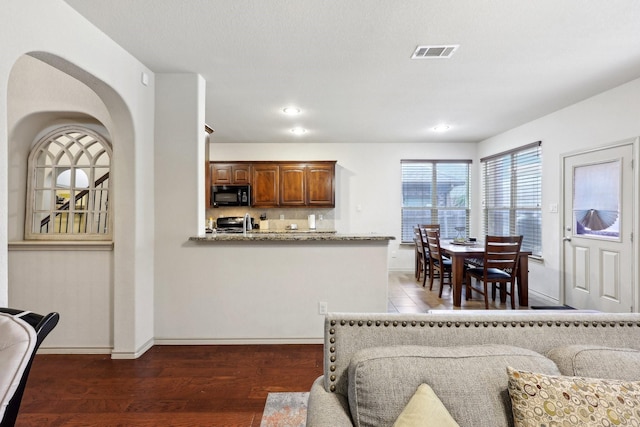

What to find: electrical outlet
left=318, top=301, right=328, bottom=315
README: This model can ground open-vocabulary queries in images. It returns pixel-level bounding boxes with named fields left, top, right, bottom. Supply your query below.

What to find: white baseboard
left=154, top=337, right=323, bottom=345
left=37, top=340, right=155, bottom=359
left=37, top=347, right=112, bottom=354
left=35, top=337, right=322, bottom=357
left=111, top=337, right=155, bottom=359
left=528, top=289, right=560, bottom=305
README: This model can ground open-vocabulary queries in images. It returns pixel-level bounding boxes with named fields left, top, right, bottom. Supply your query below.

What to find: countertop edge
left=189, top=233, right=395, bottom=242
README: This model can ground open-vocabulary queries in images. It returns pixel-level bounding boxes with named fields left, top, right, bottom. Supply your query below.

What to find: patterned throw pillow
left=506, top=366, right=640, bottom=427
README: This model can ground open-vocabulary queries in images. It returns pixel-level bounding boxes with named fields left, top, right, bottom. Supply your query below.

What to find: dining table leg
left=516, top=254, right=529, bottom=307
left=450, top=254, right=465, bottom=307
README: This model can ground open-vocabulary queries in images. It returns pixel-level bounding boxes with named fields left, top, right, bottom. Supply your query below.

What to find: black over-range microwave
left=211, top=185, right=251, bottom=207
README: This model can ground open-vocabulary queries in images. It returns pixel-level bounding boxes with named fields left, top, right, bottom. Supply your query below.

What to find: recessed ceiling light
left=432, top=124, right=451, bottom=132
left=290, top=127, right=307, bottom=135
left=283, top=106, right=301, bottom=115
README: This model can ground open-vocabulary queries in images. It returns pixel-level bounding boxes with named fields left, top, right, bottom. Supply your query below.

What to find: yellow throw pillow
left=507, top=366, right=640, bottom=427
left=393, top=383, right=460, bottom=427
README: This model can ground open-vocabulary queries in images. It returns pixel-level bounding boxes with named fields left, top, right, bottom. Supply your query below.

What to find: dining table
left=440, top=241, right=532, bottom=307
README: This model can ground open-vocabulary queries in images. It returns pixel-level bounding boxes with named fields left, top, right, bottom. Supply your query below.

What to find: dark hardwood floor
left=18, top=344, right=323, bottom=427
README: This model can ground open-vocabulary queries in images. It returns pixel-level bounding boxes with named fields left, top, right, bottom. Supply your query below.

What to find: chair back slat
left=483, top=235, right=523, bottom=277
left=418, top=224, right=440, bottom=230
left=426, top=229, right=443, bottom=263
left=419, top=224, right=439, bottom=254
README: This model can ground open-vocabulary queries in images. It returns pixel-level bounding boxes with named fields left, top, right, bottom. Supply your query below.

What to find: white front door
left=562, top=140, right=636, bottom=312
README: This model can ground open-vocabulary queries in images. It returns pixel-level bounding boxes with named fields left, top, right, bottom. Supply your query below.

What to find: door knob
left=563, top=237, right=572, bottom=242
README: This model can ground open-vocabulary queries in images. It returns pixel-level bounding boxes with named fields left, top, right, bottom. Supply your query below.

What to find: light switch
left=318, top=301, right=328, bottom=315
left=549, top=203, right=558, bottom=213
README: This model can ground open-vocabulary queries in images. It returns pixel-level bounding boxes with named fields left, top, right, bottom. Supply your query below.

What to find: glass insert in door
left=573, top=160, right=620, bottom=238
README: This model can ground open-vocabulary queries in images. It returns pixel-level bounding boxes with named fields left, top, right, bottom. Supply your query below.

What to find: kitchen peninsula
left=173, top=159, right=394, bottom=345
left=175, top=232, right=394, bottom=344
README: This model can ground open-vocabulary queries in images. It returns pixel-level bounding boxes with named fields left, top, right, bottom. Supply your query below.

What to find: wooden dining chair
left=419, top=224, right=440, bottom=232
left=413, top=226, right=424, bottom=282
left=465, top=235, right=523, bottom=309
left=426, top=229, right=452, bottom=297
left=418, top=224, right=440, bottom=287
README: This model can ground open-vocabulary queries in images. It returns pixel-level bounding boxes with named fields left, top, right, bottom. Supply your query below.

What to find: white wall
left=209, top=142, right=479, bottom=270
left=153, top=73, right=206, bottom=338
left=6, top=55, right=115, bottom=350
left=9, top=246, right=113, bottom=351
left=154, top=240, right=390, bottom=342
left=1, top=0, right=156, bottom=357
left=478, top=77, right=640, bottom=302
left=7, top=56, right=112, bottom=243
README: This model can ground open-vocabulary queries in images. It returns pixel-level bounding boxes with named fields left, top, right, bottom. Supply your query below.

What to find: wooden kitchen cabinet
left=279, top=164, right=307, bottom=206
left=307, top=162, right=335, bottom=206
left=279, top=161, right=336, bottom=207
left=210, top=160, right=336, bottom=208
left=251, top=164, right=279, bottom=206
left=211, top=163, right=251, bottom=185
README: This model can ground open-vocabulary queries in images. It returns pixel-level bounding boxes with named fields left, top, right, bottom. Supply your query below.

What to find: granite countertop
left=189, top=232, right=395, bottom=242
left=249, top=229, right=337, bottom=234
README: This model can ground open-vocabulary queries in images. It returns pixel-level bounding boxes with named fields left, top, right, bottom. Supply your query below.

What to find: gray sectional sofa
left=306, top=312, right=640, bottom=427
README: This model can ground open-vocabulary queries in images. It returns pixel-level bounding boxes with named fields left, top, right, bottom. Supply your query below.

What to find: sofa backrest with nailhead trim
left=306, top=311, right=640, bottom=427
left=322, top=311, right=640, bottom=395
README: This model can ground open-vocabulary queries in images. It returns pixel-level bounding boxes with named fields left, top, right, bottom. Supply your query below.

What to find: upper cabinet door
left=231, top=164, right=251, bottom=185
left=252, top=164, right=279, bottom=207
left=212, top=163, right=232, bottom=185
left=279, top=164, right=307, bottom=206
left=212, top=163, right=251, bottom=185
left=307, top=162, right=335, bottom=207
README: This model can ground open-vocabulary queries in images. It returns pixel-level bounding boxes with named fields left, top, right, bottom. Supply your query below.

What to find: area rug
left=260, top=392, right=309, bottom=427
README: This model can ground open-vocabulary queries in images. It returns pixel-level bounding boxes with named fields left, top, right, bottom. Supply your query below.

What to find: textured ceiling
left=63, top=0, right=640, bottom=144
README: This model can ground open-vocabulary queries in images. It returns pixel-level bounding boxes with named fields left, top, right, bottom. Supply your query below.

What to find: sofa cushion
left=507, top=366, right=640, bottom=427
left=392, top=383, right=459, bottom=427
left=348, top=344, right=560, bottom=427
left=547, top=345, right=640, bottom=380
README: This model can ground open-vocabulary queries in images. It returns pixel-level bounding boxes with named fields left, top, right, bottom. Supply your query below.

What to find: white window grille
left=25, top=126, right=112, bottom=240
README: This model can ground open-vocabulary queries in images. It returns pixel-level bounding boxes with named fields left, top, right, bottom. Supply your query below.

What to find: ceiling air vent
left=411, top=45, right=459, bottom=59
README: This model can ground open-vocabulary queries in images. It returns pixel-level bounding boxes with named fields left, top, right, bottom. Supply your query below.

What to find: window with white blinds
left=481, top=142, right=542, bottom=256
left=401, top=160, right=471, bottom=242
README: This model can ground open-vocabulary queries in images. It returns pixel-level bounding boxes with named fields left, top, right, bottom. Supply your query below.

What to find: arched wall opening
left=7, top=52, right=140, bottom=354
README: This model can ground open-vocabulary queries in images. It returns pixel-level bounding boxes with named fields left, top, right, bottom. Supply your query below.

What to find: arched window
left=25, top=125, right=112, bottom=240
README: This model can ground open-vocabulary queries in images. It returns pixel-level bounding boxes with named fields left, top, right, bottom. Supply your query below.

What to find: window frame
left=481, top=141, right=542, bottom=257
left=400, top=159, right=472, bottom=243
left=24, top=125, right=113, bottom=241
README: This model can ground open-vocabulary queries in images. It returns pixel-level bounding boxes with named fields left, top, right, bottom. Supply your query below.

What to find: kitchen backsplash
left=205, top=207, right=335, bottom=231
